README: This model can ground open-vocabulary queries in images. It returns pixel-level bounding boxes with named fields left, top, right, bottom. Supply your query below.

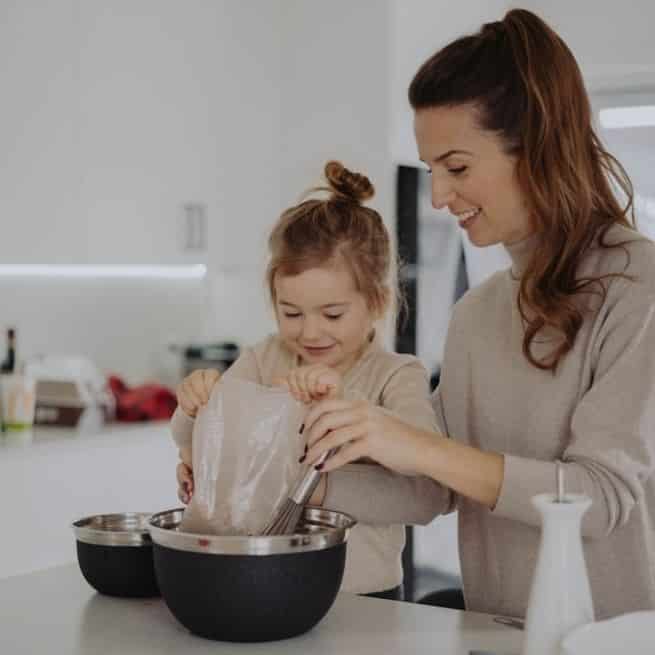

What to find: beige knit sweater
left=305, top=224, right=655, bottom=617
left=432, top=223, right=655, bottom=619
left=171, top=335, right=450, bottom=594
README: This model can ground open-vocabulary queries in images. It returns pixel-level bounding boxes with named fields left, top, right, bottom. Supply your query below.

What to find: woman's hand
left=274, top=364, right=343, bottom=404
left=176, top=368, right=221, bottom=418
left=176, top=462, right=194, bottom=504
left=303, top=399, right=440, bottom=476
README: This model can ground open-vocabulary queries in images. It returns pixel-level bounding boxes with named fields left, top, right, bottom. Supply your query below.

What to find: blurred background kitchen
left=1, top=0, right=654, bottom=598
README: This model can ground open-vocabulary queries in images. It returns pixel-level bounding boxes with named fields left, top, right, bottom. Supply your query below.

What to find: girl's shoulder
left=356, top=343, right=429, bottom=381
left=243, top=335, right=295, bottom=385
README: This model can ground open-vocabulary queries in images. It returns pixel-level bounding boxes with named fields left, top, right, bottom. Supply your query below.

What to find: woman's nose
left=431, top=179, right=456, bottom=210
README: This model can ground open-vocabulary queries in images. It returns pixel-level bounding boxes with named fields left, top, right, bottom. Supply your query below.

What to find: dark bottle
left=1, top=328, right=16, bottom=374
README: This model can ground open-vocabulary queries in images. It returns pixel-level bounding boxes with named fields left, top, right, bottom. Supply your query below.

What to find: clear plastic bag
left=180, top=377, right=306, bottom=536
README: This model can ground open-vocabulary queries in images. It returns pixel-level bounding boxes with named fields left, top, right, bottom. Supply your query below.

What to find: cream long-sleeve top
left=434, top=223, right=655, bottom=620
left=171, top=335, right=450, bottom=594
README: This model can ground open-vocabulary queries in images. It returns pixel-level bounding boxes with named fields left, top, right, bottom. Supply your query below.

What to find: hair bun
left=324, top=161, right=375, bottom=203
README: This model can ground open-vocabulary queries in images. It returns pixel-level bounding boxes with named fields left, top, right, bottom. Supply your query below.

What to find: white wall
left=3, top=1, right=655, bottom=386
left=1, top=1, right=285, bottom=383
left=0, top=0, right=283, bottom=268
left=278, top=1, right=392, bottom=223
left=1, top=1, right=393, bottom=384
left=519, top=0, right=655, bottom=92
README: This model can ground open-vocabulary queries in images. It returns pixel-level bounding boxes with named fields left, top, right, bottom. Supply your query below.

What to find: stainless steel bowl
left=72, top=512, right=159, bottom=598
left=148, top=506, right=355, bottom=555
left=73, top=512, right=152, bottom=546
left=148, top=506, right=357, bottom=641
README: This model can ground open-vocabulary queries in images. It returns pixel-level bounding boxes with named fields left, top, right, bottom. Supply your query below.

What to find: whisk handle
left=290, top=448, right=335, bottom=504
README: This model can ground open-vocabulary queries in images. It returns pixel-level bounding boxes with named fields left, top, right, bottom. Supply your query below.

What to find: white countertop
left=0, top=421, right=179, bottom=579
left=0, top=564, right=522, bottom=655
left=0, top=415, right=168, bottom=455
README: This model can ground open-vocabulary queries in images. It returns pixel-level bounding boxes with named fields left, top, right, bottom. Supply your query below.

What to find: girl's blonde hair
left=267, top=161, right=395, bottom=319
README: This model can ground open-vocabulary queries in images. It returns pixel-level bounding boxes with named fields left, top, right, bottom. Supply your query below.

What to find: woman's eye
left=283, top=312, right=301, bottom=318
left=325, top=314, right=343, bottom=321
left=448, top=166, right=467, bottom=175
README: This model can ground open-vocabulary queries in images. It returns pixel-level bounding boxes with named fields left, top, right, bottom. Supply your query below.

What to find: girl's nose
left=300, top=318, right=322, bottom=340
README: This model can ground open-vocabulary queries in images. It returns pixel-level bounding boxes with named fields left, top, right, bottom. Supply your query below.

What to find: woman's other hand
left=176, top=461, right=194, bottom=504
left=303, top=399, right=440, bottom=476
left=176, top=368, right=221, bottom=418
left=274, top=364, right=343, bottom=404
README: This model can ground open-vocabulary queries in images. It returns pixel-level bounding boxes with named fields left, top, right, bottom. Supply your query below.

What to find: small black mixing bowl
left=72, top=512, right=159, bottom=598
left=148, top=507, right=356, bottom=642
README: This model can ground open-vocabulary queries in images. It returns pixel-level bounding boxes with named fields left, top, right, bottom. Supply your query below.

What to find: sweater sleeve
left=169, top=347, right=261, bottom=450
left=494, top=295, right=655, bottom=539
left=322, top=360, right=455, bottom=525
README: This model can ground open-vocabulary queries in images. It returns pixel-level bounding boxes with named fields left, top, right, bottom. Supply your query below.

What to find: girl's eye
left=448, top=166, right=467, bottom=175
left=325, top=314, right=343, bottom=321
left=283, top=312, right=301, bottom=318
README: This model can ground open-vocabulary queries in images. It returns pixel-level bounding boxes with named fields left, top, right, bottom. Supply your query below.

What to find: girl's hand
left=303, top=398, right=440, bottom=476
left=176, top=368, right=221, bottom=418
left=176, top=462, right=194, bottom=504
left=274, top=365, right=343, bottom=404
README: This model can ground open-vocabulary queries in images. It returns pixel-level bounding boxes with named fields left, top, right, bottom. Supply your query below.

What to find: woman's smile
left=454, top=207, right=482, bottom=230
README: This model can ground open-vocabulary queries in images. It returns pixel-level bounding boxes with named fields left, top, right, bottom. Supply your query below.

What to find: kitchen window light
left=0, top=264, right=207, bottom=279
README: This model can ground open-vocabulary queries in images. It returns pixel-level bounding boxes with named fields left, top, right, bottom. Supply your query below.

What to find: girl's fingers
left=287, top=370, right=304, bottom=403
left=176, top=463, right=187, bottom=484
left=306, top=366, right=327, bottom=393
left=180, top=382, right=203, bottom=413
left=178, top=398, right=197, bottom=417
left=176, top=465, right=193, bottom=503
left=191, top=374, right=210, bottom=404
left=297, top=368, right=313, bottom=404
left=202, top=369, right=220, bottom=399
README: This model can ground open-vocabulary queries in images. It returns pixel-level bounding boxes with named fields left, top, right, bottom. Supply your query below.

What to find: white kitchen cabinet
left=0, top=1, right=283, bottom=270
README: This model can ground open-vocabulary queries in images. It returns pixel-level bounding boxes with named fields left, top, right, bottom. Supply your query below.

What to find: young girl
left=170, top=161, right=452, bottom=600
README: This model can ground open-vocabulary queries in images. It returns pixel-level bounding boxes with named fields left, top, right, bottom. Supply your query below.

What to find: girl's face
left=414, top=103, right=534, bottom=246
left=274, top=263, right=378, bottom=374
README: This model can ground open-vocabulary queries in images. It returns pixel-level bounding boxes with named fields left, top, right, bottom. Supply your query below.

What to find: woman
left=302, top=8, right=655, bottom=620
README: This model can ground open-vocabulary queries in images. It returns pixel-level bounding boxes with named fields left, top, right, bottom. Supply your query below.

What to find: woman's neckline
left=504, top=230, right=541, bottom=278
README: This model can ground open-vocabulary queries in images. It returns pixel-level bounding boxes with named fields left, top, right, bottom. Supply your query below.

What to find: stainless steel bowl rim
left=148, top=507, right=356, bottom=556
left=72, top=512, right=153, bottom=547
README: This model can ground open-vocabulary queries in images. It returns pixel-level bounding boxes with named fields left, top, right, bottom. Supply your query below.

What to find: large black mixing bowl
left=148, top=507, right=356, bottom=642
left=72, top=512, right=159, bottom=598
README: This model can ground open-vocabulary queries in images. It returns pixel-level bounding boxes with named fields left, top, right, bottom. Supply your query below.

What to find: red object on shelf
left=107, top=375, right=177, bottom=422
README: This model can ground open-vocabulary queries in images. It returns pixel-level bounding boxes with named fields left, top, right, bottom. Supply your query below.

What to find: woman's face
left=414, top=103, right=533, bottom=246
left=274, top=262, right=376, bottom=374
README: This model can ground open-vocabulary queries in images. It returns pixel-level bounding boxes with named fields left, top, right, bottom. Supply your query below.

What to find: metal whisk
left=262, top=449, right=334, bottom=536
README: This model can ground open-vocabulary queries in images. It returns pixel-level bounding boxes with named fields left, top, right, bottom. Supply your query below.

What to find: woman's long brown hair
left=409, top=9, right=637, bottom=371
